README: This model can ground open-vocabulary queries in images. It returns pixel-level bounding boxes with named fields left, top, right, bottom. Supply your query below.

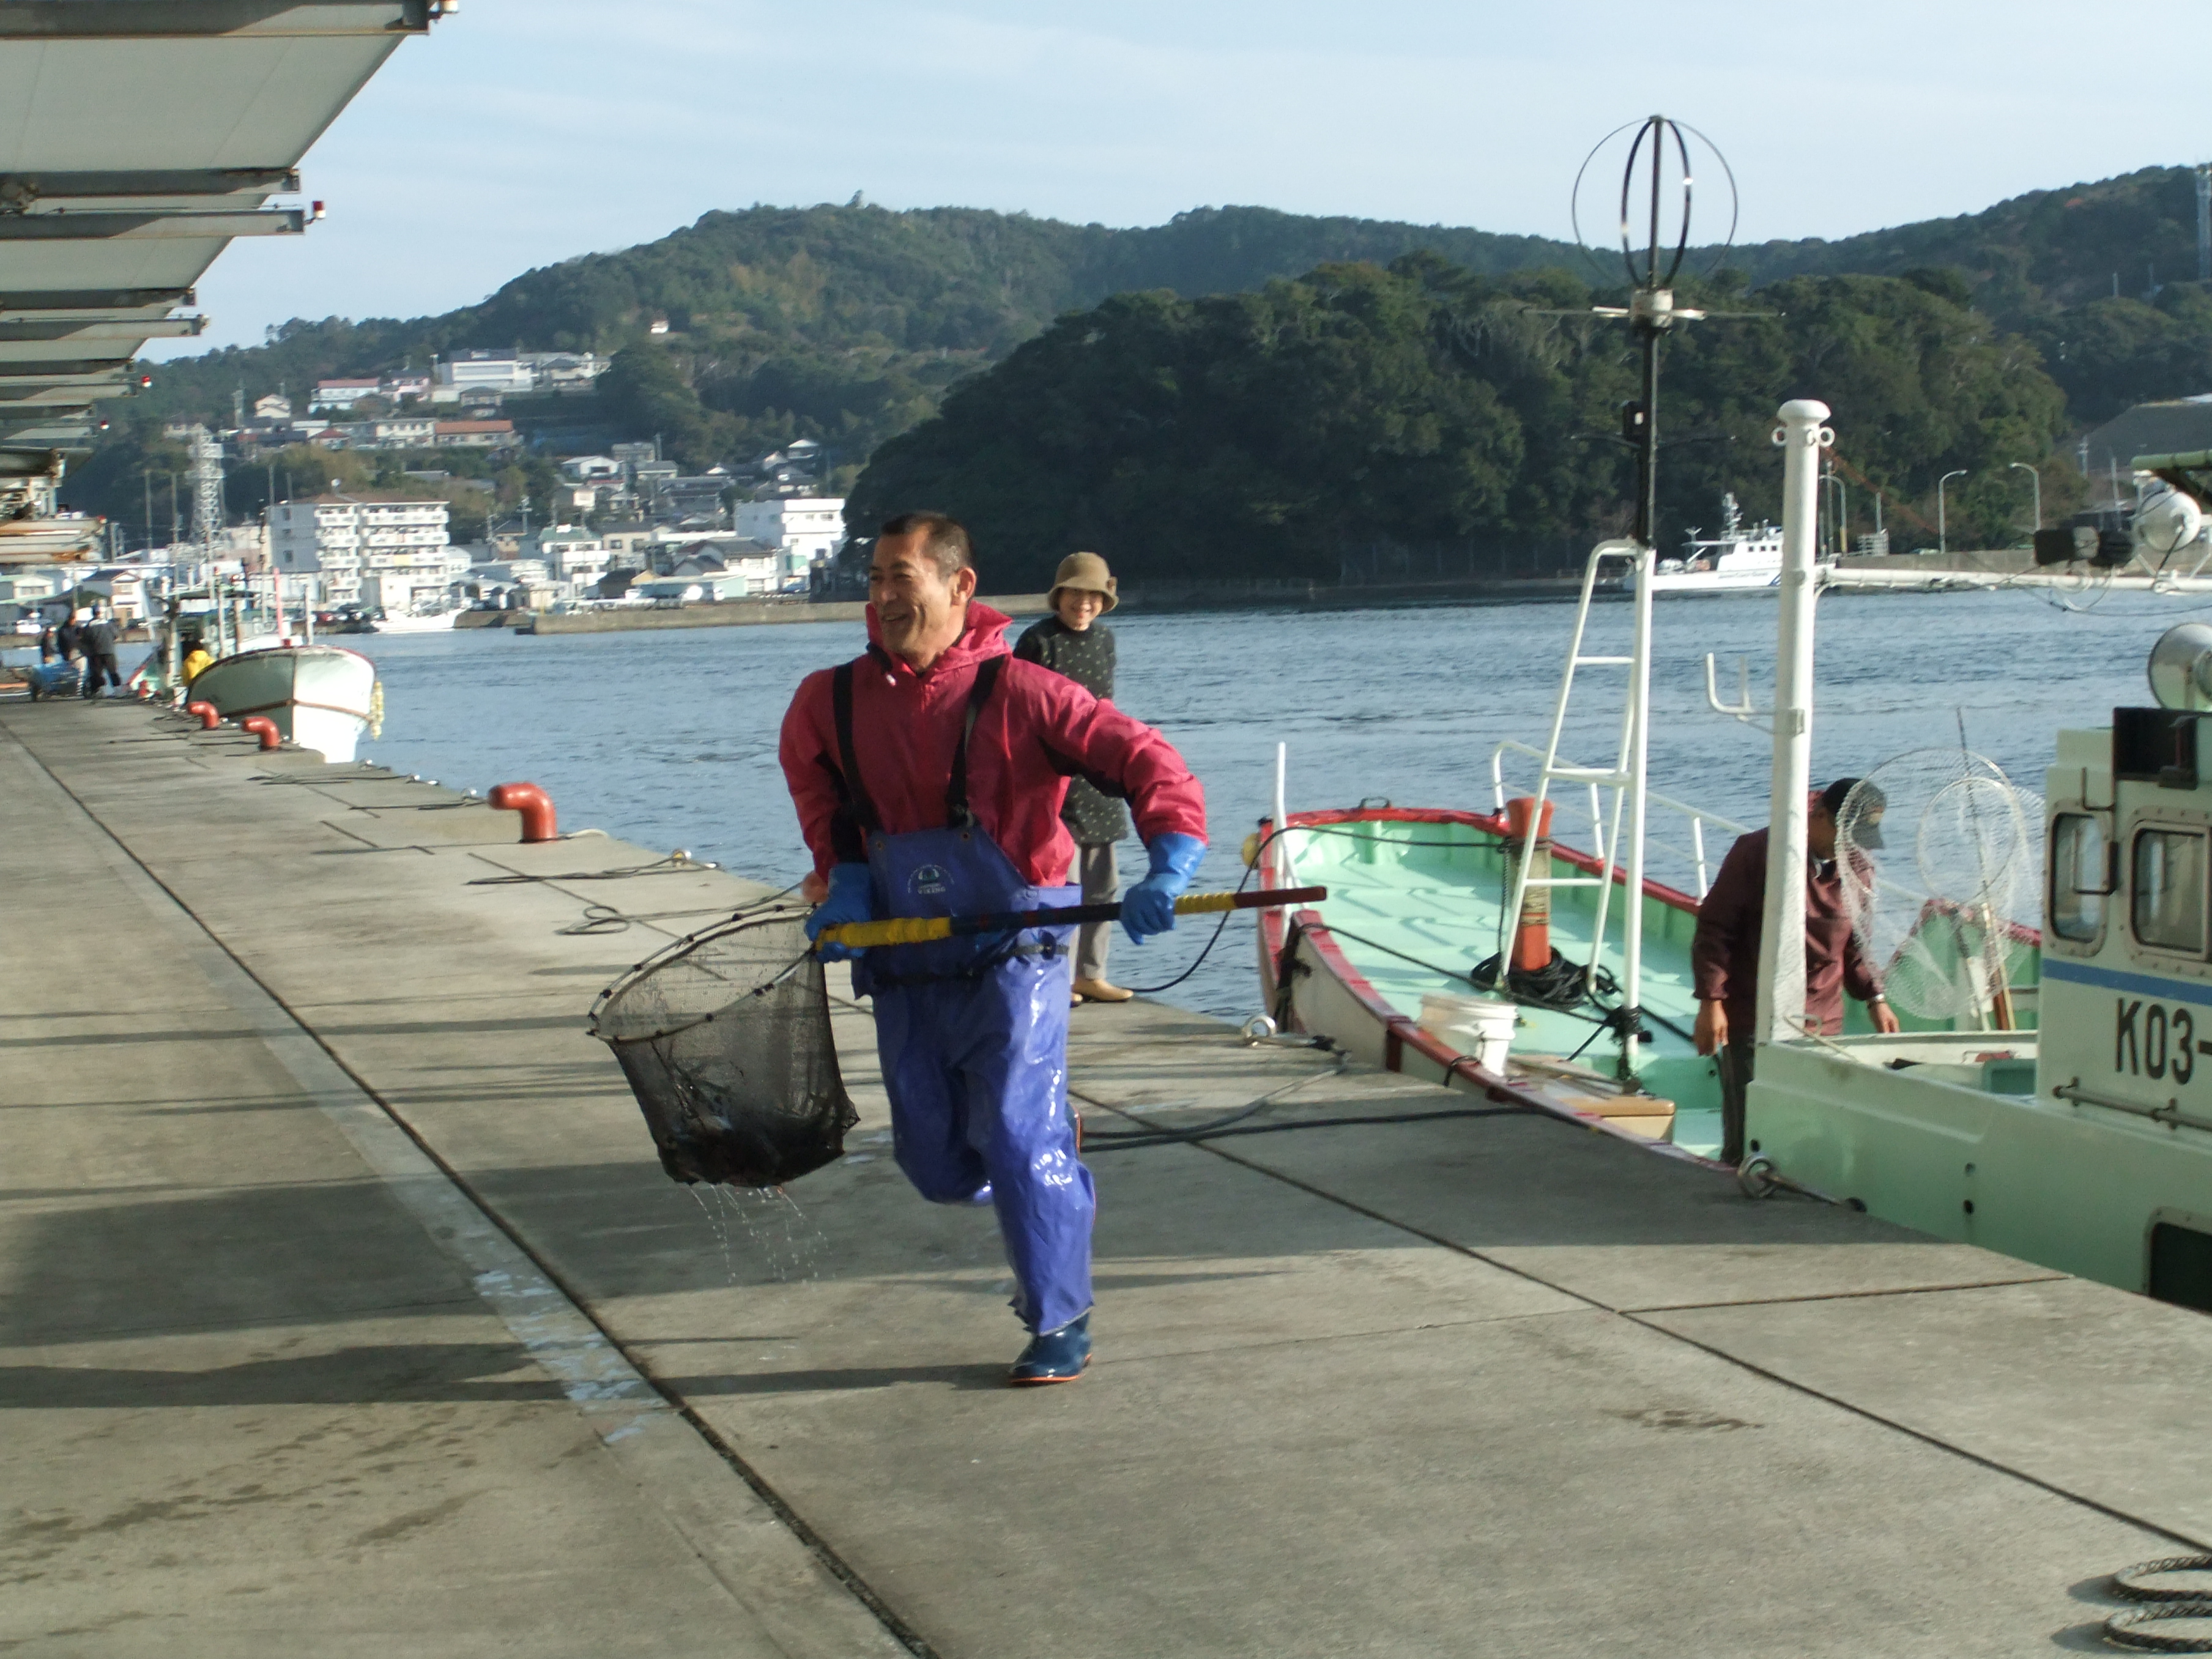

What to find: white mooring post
left=1755, top=399, right=1831, bottom=1046
left=1272, top=741, right=1294, bottom=888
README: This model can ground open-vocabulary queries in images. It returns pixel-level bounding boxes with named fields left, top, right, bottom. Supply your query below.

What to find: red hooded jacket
left=779, top=603, right=1207, bottom=887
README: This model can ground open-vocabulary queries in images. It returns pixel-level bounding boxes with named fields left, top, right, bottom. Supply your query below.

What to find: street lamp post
left=2009, top=461, right=2042, bottom=533
left=1938, top=469, right=1968, bottom=556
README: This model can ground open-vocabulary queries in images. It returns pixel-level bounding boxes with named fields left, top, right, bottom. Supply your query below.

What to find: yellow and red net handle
left=814, top=886, right=1325, bottom=952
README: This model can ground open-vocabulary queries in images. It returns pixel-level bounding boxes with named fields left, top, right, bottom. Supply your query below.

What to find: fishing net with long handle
left=588, top=904, right=858, bottom=1187
left=1836, top=750, right=2043, bottom=1030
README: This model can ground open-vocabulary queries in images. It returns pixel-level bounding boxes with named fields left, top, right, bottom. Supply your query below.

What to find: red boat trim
left=1256, top=806, right=1719, bottom=1167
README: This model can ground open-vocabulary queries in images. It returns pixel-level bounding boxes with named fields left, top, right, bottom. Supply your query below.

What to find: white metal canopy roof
left=0, top=0, right=446, bottom=484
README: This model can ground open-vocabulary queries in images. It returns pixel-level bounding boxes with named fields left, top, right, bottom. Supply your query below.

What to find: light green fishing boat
left=1253, top=795, right=2043, bottom=1164
left=1255, top=524, right=2044, bottom=1167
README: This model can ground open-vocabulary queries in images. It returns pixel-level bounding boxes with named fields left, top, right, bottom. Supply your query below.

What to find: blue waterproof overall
left=831, top=657, right=1093, bottom=1335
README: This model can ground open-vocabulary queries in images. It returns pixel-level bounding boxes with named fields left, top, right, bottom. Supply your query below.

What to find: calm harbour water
left=319, top=587, right=2175, bottom=1020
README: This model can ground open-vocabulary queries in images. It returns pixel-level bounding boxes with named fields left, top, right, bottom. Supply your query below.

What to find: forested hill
left=132, top=165, right=2212, bottom=436
left=81, top=165, right=2212, bottom=538
left=1727, top=164, right=2207, bottom=316
left=129, top=204, right=1587, bottom=439
left=847, top=261, right=2078, bottom=589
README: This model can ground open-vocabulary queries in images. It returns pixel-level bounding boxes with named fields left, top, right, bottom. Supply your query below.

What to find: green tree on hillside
left=596, top=344, right=736, bottom=471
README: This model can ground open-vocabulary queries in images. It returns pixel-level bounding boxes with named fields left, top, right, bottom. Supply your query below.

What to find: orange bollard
left=185, top=700, right=220, bottom=730
left=489, top=781, right=557, bottom=842
left=239, top=716, right=281, bottom=751
left=1503, top=796, right=1556, bottom=973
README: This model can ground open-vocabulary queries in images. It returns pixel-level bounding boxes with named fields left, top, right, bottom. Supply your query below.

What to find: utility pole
left=2010, top=461, right=2043, bottom=532
left=1938, top=469, right=1967, bottom=555
left=2197, top=164, right=2210, bottom=283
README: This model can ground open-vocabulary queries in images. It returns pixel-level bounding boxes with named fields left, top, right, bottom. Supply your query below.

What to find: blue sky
left=161, top=0, right=2207, bottom=354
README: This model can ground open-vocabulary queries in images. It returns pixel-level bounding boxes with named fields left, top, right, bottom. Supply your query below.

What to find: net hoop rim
left=587, top=900, right=815, bottom=1047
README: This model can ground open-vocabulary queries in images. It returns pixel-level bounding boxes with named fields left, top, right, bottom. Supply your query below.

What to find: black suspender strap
left=944, top=655, right=1005, bottom=830
left=829, top=661, right=882, bottom=836
left=829, top=653, right=1005, bottom=841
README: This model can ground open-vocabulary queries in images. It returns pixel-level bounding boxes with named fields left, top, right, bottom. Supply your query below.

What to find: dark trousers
left=1717, top=1035, right=1757, bottom=1166
left=80, top=653, right=119, bottom=696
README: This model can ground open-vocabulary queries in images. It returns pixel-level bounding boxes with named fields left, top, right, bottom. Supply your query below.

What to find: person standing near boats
left=779, top=512, right=1208, bottom=1384
left=78, top=608, right=121, bottom=699
left=1691, top=778, right=1900, bottom=1165
left=1014, top=552, right=1133, bottom=1005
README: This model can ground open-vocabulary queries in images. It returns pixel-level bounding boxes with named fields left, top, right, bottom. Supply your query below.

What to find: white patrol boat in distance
left=1651, top=493, right=1808, bottom=594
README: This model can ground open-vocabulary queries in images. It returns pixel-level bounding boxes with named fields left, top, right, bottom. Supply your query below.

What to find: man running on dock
left=779, top=511, right=1207, bottom=1384
left=1691, top=778, right=1900, bottom=1165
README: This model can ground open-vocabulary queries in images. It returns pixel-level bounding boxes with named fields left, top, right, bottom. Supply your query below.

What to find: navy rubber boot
left=1009, top=1312, right=1091, bottom=1385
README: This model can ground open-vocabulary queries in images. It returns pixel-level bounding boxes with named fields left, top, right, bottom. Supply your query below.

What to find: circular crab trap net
left=588, top=905, right=858, bottom=1187
left=1836, top=751, right=2043, bottom=1030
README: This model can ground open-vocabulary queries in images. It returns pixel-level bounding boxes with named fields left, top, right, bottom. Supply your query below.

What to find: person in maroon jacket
left=1691, top=778, right=1901, bottom=1165
left=779, top=511, right=1207, bottom=1384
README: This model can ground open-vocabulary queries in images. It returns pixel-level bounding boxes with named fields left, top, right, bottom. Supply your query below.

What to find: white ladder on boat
left=1500, top=538, right=1657, bottom=1074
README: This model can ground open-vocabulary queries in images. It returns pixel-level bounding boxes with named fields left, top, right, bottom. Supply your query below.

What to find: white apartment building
left=311, top=378, right=379, bottom=411
left=270, top=494, right=451, bottom=612
left=733, top=495, right=845, bottom=587
left=370, top=417, right=437, bottom=448
left=535, top=526, right=608, bottom=589
left=431, top=350, right=535, bottom=401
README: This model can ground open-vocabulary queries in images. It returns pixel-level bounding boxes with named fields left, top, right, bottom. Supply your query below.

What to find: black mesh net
left=588, top=906, right=858, bottom=1187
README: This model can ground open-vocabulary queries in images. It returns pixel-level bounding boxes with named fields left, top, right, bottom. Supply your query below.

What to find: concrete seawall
left=515, top=593, right=1050, bottom=634
left=471, top=575, right=1584, bottom=639
left=9, top=696, right=2212, bottom=1653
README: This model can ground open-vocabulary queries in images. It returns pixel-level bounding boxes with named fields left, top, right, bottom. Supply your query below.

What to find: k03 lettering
left=2115, top=998, right=2205, bottom=1083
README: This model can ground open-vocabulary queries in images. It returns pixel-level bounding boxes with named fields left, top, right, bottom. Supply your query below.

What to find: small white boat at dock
left=187, top=643, right=379, bottom=763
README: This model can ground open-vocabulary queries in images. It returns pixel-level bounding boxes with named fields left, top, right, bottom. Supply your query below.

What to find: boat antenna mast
left=1568, top=113, right=1744, bottom=549
left=1504, top=119, right=1748, bottom=1085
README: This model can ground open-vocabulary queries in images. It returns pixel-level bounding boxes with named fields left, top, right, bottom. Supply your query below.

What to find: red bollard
left=489, top=781, right=557, bottom=842
left=185, top=700, right=220, bottom=730
left=239, top=716, right=281, bottom=751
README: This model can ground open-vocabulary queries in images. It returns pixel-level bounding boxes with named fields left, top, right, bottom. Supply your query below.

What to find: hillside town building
left=310, top=378, right=380, bottom=411
left=269, top=494, right=451, bottom=613
left=733, top=494, right=845, bottom=587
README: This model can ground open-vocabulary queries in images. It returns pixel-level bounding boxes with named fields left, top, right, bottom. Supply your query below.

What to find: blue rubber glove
left=804, top=863, right=876, bottom=961
left=1122, top=832, right=1206, bottom=943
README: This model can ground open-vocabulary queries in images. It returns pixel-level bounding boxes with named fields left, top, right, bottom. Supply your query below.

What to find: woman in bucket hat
left=1015, top=552, right=1133, bottom=1004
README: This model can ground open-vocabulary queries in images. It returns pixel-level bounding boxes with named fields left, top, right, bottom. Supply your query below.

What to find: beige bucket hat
left=1048, top=550, right=1118, bottom=613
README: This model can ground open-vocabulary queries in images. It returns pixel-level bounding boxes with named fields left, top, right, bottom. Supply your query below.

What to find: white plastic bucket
left=1417, top=992, right=1518, bottom=1072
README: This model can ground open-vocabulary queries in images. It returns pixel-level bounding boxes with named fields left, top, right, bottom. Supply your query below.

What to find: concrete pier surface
left=7, top=699, right=2212, bottom=1655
